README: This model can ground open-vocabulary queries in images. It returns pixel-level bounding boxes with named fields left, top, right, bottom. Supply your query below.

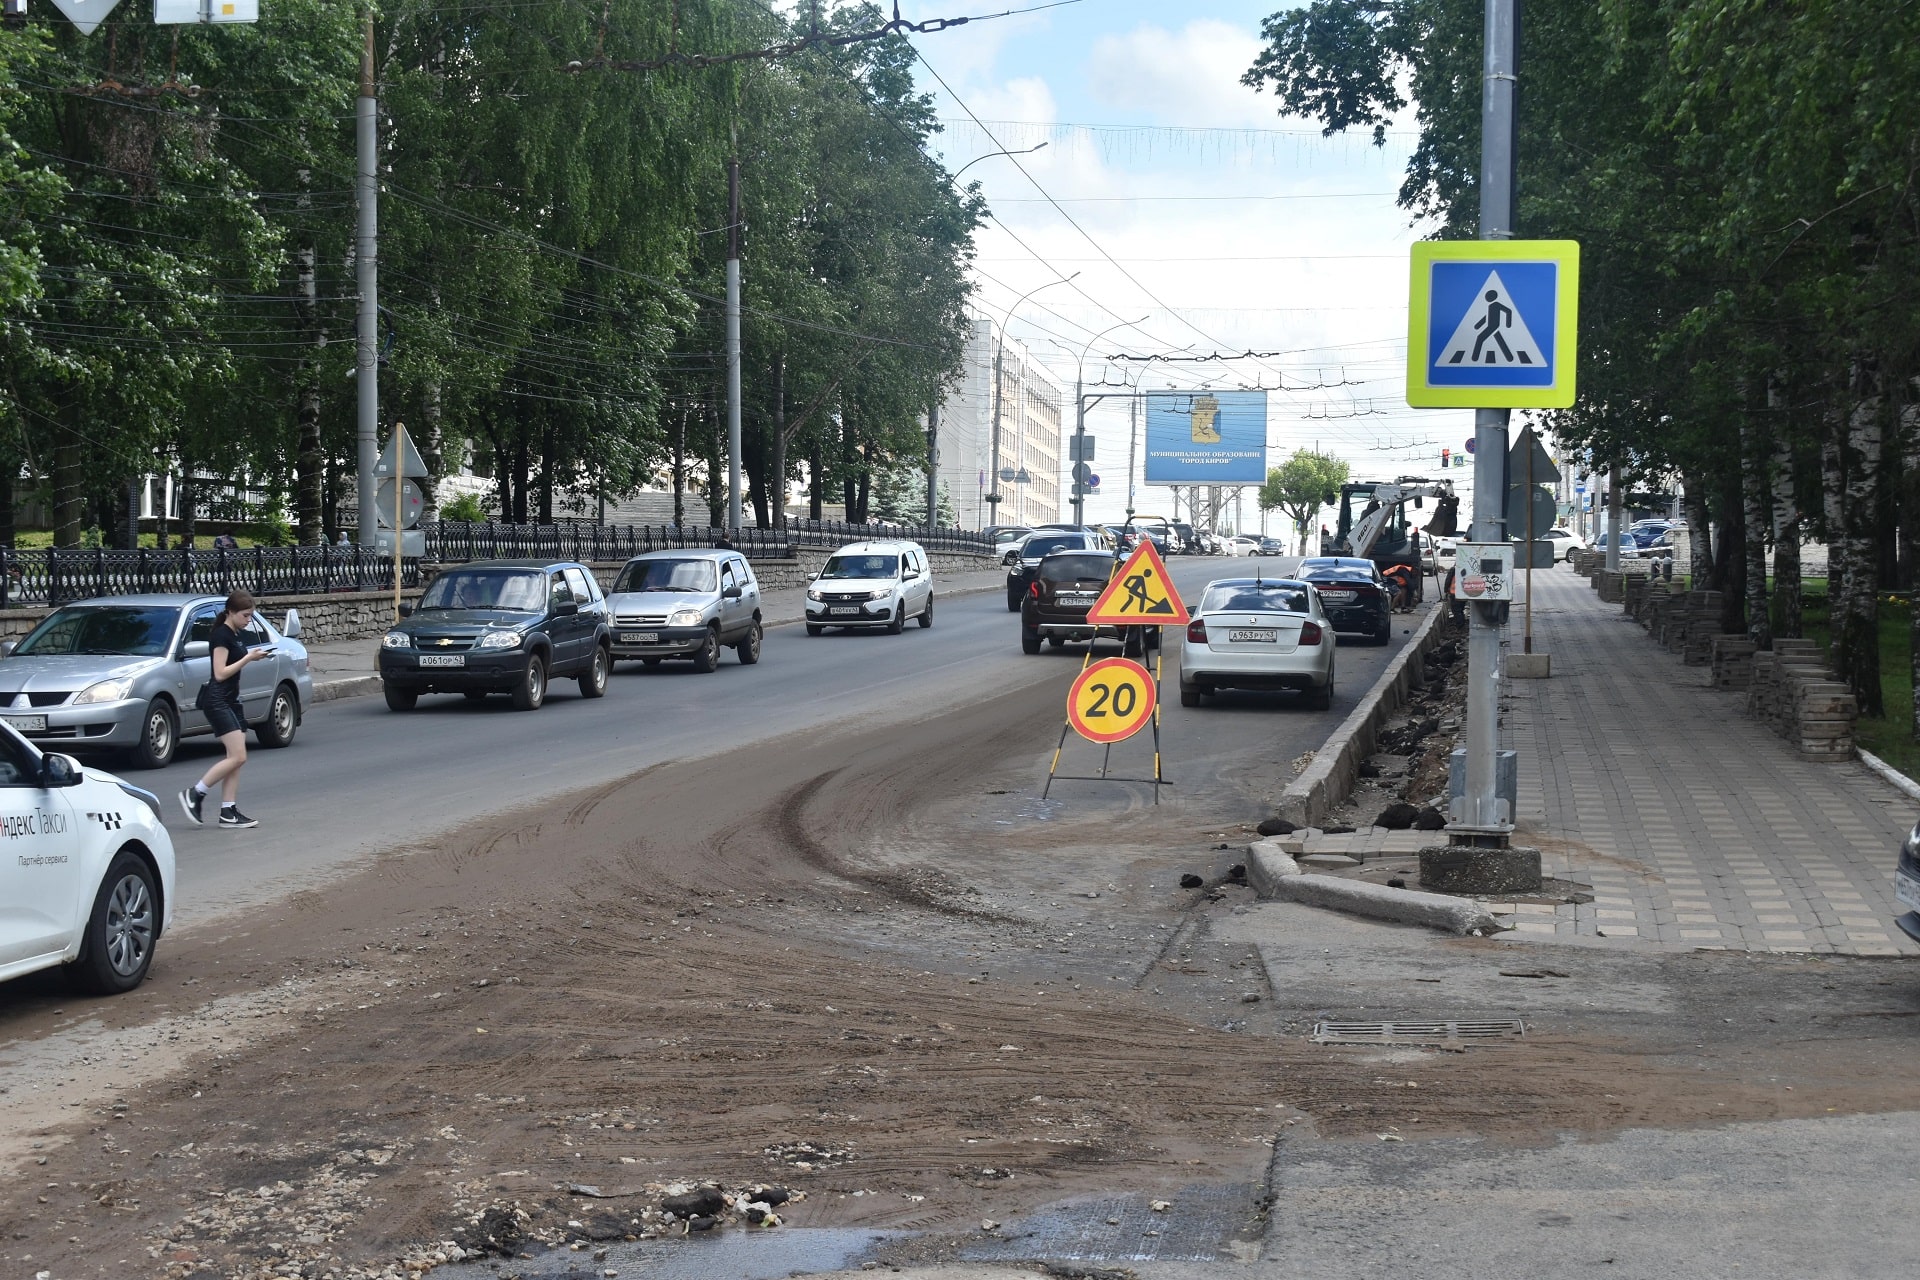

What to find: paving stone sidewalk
left=1308, top=564, right=1920, bottom=956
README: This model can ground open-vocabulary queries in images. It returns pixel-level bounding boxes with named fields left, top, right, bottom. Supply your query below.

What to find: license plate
left=829, top=607, right=860, bottom=615
left=1319, top=590, right=1356, bottom=602
left=4, top=714, right=46, bottom=732
left=418, top=654, right=465, bottom=668
left=1898, top=870, right=1920, bottom=911
left=1058, top=592, right=1095, bottom=601
left=620, top=632, right=659, bottom=644
left=1228, top=628, right=1278, bottom=643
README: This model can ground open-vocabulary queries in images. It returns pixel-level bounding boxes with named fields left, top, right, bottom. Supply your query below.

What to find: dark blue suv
left=380, top=559, right=611, bottom=711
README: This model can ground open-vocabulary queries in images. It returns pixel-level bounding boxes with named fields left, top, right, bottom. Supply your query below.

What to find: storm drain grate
left=1311, top=1018, right=1525, bottom=1044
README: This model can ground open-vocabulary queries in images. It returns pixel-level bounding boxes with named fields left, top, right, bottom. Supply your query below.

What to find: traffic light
left=1440, top=447, right=1451, bottom=470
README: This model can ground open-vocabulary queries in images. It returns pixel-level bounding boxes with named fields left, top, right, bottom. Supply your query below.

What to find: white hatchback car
left=1178, top=578, right=1337, bottom=710
left=804, top=540, right=936, bottom=634
left=0, top=722, right=175, bottom=994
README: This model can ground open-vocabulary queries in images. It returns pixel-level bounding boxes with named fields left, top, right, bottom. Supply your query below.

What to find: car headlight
left=867, top=588, right=893, bottom=600
left=806, top=587, right=823, bottom=601
left=668, top=609, right=705, bottom=627
left=72, top=677, right=134, bottom=705
left=476, top=630, right=522, bottom=650
left=382, top=631, right=411, bottom=649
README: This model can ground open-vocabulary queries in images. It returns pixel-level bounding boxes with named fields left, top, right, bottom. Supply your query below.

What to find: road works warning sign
left=1406, top=240, right=1580, bottom=409
left=1067, top=657, right=1157, bottom=744
left=1087, top=541, right=1190, bottom=627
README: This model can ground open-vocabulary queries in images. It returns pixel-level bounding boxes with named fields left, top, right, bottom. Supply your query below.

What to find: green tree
left=1259, top=449, right=1349, bottom=554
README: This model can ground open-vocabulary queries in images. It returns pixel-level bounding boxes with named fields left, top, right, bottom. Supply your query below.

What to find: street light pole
left=1072, top=316, right=1145, bottom=527
left=354, top=8, right=379, bottom=548
left=988, top=273, right=1077, bottom=523
left=949, top=141, right=1047, bottom=183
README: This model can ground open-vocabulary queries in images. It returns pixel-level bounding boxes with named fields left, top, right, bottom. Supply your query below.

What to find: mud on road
left=3, top=685, right=1920, bottom=1279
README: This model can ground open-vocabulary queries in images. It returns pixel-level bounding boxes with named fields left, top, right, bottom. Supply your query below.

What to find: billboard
left=1143, top=390, right=1267, bottom=485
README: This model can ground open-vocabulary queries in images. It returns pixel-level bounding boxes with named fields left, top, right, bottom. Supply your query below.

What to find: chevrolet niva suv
left=380, top=559, right=612, bottom=711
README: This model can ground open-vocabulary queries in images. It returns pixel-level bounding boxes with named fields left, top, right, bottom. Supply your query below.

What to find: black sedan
left=1297, top=556, right=1392, bottom=645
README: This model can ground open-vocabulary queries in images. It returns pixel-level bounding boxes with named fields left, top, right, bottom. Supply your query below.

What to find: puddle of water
left=959, top=1183, right=1257, bottom=1264
left=474, top=1227, right=902, bottom=1279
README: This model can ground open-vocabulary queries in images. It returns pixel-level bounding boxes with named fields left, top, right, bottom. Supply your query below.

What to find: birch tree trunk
left=294, top=243, right=324, bottom=546
left=1740, top=413, right=1772, bottom=648
left=1836, top=359, right=1883, bottom=717
left=1683, top=470, right=1713, bottom=584
left=1767, top=385, right=1802, bottom=640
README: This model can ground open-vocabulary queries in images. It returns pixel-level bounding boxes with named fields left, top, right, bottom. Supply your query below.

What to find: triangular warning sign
left=1435, top=270, right=1547, bottom=369
left=1088, top=541, right=1190, bottom=627
left=374, top=423, right=430, bottom=479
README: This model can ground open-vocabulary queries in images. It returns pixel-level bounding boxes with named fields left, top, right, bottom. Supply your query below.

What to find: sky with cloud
left=897, top=0, right=1483, bottom=528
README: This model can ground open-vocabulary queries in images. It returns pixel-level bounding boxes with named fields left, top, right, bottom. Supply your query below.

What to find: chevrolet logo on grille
left=435, top=638, right=453, bottom=646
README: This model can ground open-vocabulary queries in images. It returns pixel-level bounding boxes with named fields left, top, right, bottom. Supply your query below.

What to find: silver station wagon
left=0, top=594, right=313, bottom=768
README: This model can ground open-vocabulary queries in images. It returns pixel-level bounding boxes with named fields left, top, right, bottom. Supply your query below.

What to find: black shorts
left=202, top=695, right=245, bottom=738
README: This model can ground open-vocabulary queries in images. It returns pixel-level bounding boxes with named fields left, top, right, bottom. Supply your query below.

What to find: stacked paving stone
left=1681, top=591, right=1727, bottom=665
left=1743, top=638, right=1855, bottom=759
left=1624, top=572, right=1654, bottom=619
left=1710, top=635, right=1758, bottom=689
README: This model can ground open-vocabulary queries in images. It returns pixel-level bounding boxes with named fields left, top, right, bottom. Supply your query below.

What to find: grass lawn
left=1800, top=589, right=1920, bottom=779
left=9, top=530, right=271, bottom=550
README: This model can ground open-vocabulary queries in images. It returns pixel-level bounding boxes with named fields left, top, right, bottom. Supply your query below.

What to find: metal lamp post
left=1072, top=316, right=1147, bottom=527
left=950, top=142, right=1047, bottom=183
left=989, top=274, right=1078, bottom=522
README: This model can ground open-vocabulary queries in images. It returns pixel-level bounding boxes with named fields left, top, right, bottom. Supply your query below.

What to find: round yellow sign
left=1067, top=657, right=1156, bottom=744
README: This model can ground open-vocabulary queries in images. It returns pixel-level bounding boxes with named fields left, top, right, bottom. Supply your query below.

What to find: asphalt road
left=136, top=554, right=1422, bottom=931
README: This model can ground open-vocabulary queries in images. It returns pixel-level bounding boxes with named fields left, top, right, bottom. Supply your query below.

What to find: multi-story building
left=936, top=309, right=1063, bottom=530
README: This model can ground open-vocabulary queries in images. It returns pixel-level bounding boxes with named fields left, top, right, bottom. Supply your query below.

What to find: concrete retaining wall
left=1274, top=604, right=1448, bottom=828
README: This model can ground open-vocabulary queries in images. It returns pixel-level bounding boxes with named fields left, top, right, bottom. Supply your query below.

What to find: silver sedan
left=0, top=594, right=313, bottom=768
left=1177, top=578, right=1337, bottom=710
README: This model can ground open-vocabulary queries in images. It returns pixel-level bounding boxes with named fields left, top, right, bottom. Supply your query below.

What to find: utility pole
left=925, top=398, right=939, bottom=528
left=1605, top=461, right=1622, bottom=571
left=354, top=8, right=379, bottom=547
left=725, top=154, right=743, bottom=533
left=1125, top=392, right=1138, bottom=519
left=1458, top=0, right=1517, bottom=833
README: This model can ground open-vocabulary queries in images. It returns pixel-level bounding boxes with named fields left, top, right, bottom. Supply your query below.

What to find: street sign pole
left=1462, top=0, right=1517, bottom=836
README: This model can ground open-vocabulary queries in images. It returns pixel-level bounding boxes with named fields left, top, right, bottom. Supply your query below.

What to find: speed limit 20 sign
left=1067, top=657, right=1157, bottom=744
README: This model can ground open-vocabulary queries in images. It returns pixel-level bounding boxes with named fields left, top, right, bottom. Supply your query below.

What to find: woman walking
left=179, top=590, right=271, bottom=830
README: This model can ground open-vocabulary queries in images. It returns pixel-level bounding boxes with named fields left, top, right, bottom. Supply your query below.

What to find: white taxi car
left=1178, top=577, right=1337, bottom=711
left=0, top=721, right=175, bottom=994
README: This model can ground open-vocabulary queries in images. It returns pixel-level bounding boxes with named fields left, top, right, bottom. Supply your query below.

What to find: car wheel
left=886, top=604, right=905, bottom=635
left=128, top=697, right=177, bottom=770
left=1006, top=589, right=1022, bottom=613
left=1179, top=685, right=1203, bottom=708
left=384, top=685, right=418, bottom=711
left=464, top=690, right=490, bottom=701
left=69, top=851, right=158, bottom=995
left=806, top=623, right=824, bottom=637
left=1021, top=626, right=1042, bottom=655
left=690, top=627, right=720, bottom=673
left=510, top=655, right=547, bottom=710
left=578, top=643, right=609, bottom=698
left=918, top=595, right=934, bottom=629
left=254, top=683, right=299, bottom=748
left=736, top=620, right=764, bottom=664
left=1309, top=671, right=1335, bottom=711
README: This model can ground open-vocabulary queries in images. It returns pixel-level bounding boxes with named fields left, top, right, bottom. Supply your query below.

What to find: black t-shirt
left=207, top=621, right=249, bottom=703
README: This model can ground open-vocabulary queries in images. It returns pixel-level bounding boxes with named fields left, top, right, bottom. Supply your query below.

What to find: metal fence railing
left=0, top=547, right=424, bottom=610
left=1, top=520, right=997, bottom=609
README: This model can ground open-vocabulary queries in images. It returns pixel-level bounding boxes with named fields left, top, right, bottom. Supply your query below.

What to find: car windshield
left=1022, top=535, right=1083, bottom=558
left=1309, top=567, right=1376, bottom=581
left=418, top=569, right=547, bottom=612
left=820, top=553, right=898, bottom=579
left=1041, top=554, right=1114, bottom=583
left=993, top=528, right=1030, bottom=545
left=1203, top=584, right=1311, bottom=614
left=614, top=558, right=716, bottom=593
left=14, top=605, right=179, bottom=657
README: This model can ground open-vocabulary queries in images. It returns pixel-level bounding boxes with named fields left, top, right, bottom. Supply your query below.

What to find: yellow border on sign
left=1406, top=239, right=1579, bottom=410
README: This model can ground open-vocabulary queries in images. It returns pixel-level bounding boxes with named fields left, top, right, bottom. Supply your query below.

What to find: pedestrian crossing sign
left=1406, top=240, right=1579, bottom=409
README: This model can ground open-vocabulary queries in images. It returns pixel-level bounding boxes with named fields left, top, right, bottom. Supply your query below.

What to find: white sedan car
left=1177, top=578, right=1337, bottom=710
left=1221, top=535, right=1261, bottom=557
left=0, top=722, right=175, bottom=994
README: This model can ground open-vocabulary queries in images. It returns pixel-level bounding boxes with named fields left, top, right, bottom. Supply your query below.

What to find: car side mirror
left=282, top=607, right=302, bottom=639
left=722, top=585, right=743, bottom=599
left=555, top=599, right=579, bottom=617
left=40, top=753, right=82, bottom=788
left=807, top=572, right=819, bottom=583
left=397, top=602, right=413, bottom=618
left=0, top=640, right=13, bottom=657
left=180, top=641, right=210, bottom=661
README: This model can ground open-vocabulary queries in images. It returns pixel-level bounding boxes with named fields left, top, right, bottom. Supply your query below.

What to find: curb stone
left=1276, top=604, right=1448, bottom=828
left=1245, top=838, right=1500, bottom=937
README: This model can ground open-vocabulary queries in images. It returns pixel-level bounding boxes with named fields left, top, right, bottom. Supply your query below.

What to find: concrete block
left=1245, top=839, right=1301, bottom=897
left=1418, top=843, right=1544, bottom=895
left=1505, top=652, right=1552, bottom=679
left=1268, top=872, right=1501, bottom=936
